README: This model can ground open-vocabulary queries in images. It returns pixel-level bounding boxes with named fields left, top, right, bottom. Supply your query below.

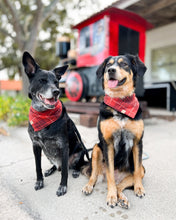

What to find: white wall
left=145, top=22, right=176, bottom=84
left=0, top=69, right=20, bottom=80
left=0, top=69, right=9, bottom=80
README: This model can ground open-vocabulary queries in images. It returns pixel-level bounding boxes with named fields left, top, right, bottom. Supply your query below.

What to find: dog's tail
left=81, top=162, right=92, bottom=178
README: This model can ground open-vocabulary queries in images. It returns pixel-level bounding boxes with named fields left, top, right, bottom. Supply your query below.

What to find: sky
left=71, top=0, right=117, bottom=25
left=56, top=0, right=118, bottom=34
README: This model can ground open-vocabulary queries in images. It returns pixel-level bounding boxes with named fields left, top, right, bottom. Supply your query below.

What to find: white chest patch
left=112, top=110, right=128, bottom=128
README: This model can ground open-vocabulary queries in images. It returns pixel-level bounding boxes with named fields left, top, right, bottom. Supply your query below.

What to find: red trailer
left=56, top=7, right=153, bottom=102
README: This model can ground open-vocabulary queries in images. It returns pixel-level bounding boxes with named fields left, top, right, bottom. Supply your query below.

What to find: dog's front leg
left=82, top=144, right=103, bottom=195
left=105, top=143, right=117, bottom=208
left=33, top=144, right=44, bottom=190
left=133, top=139, right=145, bottom=198
left=56, top=145, right=69, bottom=196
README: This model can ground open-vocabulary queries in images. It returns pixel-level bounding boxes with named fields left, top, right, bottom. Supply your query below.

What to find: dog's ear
left=126, top=54, right=147, bottom=76
left=53, top=65, right=69, bottom=80
left=22, top=51, right=39, bottom=78
left=96, top=56, right=112, bottom=78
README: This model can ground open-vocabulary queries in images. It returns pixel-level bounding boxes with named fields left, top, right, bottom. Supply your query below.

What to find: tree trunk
left=20, top=63, right=29, bottom=96
left=22, top=72, right=29, bottom=96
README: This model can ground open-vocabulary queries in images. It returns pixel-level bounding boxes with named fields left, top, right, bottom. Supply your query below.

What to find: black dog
left=82, top=55, right=146, bottom=208
left=22, top=51, right=89, bottom=196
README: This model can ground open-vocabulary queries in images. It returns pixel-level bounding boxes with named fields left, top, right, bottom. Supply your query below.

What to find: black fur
left=22, top=51, right=89, bottom=196
left=98, top=102, right=143, bottom=173
left=97, top=54, right=146, bottom=173
left=82, top=55, right=146, bottom=208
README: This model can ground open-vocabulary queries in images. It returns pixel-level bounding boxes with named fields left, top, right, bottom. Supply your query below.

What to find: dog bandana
left=104, top=93, right=139, bottom=118
left=29, top=100, right=62, bottom=131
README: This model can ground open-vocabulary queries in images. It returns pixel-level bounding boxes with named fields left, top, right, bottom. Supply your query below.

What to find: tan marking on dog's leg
left=106, top=144, right=117, bottom=208
left=116, top=174, right=134, bottom=209
left=133, top=143, right=145, bottom=198
left=82, top=144, right=103, bottom=195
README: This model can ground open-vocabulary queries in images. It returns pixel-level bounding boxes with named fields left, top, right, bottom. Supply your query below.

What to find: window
left=151, top=45, right=176, bottom=82
left=118, top=25, right=139, bottom=55
left=79, top=26, right=90, bottom=54
left=92, top=19, right=105, bottom=54
left=79, top=19, right=105, bottom=55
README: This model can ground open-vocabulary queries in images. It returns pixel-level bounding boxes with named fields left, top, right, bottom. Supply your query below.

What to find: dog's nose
left=53, top=89, right=60, bottom=97
left=108, top=68, right=116, bottom=75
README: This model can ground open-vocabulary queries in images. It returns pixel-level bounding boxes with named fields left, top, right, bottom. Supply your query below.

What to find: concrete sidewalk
left=0, top=117, right=176, bottom=220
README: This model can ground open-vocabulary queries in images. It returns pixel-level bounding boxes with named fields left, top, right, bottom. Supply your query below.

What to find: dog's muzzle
left=38, top=89, right=60, bottom=109
left=52, top=89, right=60, bottom=98
left=107, top=68, right=126, bottom=88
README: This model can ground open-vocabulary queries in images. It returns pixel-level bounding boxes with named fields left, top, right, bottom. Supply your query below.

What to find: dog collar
left=104, top=94, right=139, bottom=119
left=29, top=100, right=62, bottom=131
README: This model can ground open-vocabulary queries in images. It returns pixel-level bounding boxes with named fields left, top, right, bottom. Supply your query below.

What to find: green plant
left=0, top=95, right=31, bottom=126
left=7, top=95, right=31, bottom=126
left=60, top=96, right=69, bottom=103
left=0, top=95, right=14, bottom=121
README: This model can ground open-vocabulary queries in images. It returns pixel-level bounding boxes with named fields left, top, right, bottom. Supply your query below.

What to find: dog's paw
left=56, top=185, right=67, bottom=196
left=82, top=184, right=93, bottom=195
left=106, top=193, right=118, bottom=208
left=72, top=170, right=80, bottom=178
left=134, top=185, right=145, bottom=198
left=117, top=192, right=130, bottom=209
left=44, top=165, right=57, bottom=177
left=34, top=180, right=44, bottom=191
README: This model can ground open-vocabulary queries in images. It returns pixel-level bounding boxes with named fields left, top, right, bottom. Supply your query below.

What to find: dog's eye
left=54, top=80, right=59, bottom=85
left=39, top=79, right=47, bottom=83
left=120, top=62, right=128, bottom=68
left=106, top=63, right=112, bottom=67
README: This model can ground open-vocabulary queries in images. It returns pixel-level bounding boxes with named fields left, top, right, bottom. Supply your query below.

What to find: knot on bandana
left=104, top=94, right=139, bottom=118
left=29, top=100, right=62, bottom=131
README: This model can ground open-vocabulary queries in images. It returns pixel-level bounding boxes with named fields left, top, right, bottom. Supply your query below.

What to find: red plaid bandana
left=104, top=94, right=139, bottom=118
left=29, top=100, right=62, bottom=132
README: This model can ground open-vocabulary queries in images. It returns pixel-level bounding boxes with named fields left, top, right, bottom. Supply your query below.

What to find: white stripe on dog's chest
left=112, top=110, right=128, bottom=128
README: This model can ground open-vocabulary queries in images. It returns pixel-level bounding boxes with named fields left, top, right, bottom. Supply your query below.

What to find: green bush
left=0, top=96, right=14, bottom=121
left=7, top=95, right=31, bottom=126
left=0, top=95, right=31, bottom=126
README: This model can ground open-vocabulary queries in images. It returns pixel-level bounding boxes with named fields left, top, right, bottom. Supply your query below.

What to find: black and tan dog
left=22, top=51, right=89, bottom=196
left=82, top=54, right=147, bottom=209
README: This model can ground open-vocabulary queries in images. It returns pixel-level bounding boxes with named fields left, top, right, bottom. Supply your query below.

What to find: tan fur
left=104, top=58, right=134, bottom=98
left=82, top=56, right=146, bottom=209
left=132, top=144, right=145, bottom=197
left=100, top=115, right=144, bottom=142
left=106, top=143, right=117, bottom=206
left=82, top=144, right=103, bottom=194
left=109, top=58, right=115, bottom=64
left=98, top=110, right=145, bottom=206
left=125, top=119, right=144, bottom=141
left=100, top=118, right=121, bottom=141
